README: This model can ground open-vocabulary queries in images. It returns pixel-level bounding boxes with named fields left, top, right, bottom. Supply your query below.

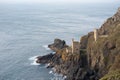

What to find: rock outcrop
left=36, top=8, right=120, bottom=80
left=36, top=53, right=54, bottom=64
left=48, top=38, right=68, bottom=51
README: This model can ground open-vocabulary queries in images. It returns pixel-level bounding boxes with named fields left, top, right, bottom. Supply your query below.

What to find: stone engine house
left=71, top=39, right=80, bottom=54
left=66, top=39, right=80, bottom=54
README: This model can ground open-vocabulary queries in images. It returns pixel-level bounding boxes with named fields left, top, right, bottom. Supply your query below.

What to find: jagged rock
left=104, top=41, right=116, bottom=50
left=48, top=38, right=68, bottom=51
left=36, top=53, right=54, bottom=64
left=98, top=7, right=120, bottom=35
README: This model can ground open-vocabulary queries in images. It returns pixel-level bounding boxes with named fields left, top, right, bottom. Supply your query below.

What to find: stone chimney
left=72, top=38, right=74, bottom=53
left=94, top=29, right=98, bottom=41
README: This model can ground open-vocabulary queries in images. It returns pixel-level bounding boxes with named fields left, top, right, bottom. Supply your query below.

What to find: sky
left=0, top=0, right=119, bottom=4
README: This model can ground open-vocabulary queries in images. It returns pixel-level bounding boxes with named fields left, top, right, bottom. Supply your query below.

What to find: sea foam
left=29, top=56, right=40, bottom=66
left=49, top=70, right=53, bottom=74
left=49, top=68, right=66, bottom=80
left=29, top=56, right=38, bottom=60
left=43, top=45, right=51, bottom=50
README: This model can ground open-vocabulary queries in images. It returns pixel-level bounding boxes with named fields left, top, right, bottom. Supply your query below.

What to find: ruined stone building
left=66, top=39, right=80, bottom=54
left=94, top=29, right=108, bottom=42
left=71, top=39, right=80, bottom=54
left=66, top=47, right=72, bottom=53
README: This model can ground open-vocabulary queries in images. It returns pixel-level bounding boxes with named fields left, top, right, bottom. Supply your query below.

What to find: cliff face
left=36, top=8, right=120, bottom=80
left=80, top=8, right=120, bottom=80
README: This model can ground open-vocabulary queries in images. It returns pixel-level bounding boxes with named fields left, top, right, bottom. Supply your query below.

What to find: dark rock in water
left=36, top=53, right=54, bottom=64
left=48, top=38, right=68, bottom=51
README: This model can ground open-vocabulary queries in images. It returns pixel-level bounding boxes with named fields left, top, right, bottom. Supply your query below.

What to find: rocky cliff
left=48, top=38, right=68, bottom=52
left=80, top=7, right=120, bottom=80
left=36, top=8, right=120, bottom=80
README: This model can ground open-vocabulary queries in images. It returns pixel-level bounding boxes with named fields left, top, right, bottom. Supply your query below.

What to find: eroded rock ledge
left=36, top=8, right=120, bottom=80
left=48, top=38, right=68, bottom=52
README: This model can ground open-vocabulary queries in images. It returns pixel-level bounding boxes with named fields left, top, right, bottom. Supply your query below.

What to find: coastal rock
left=48, top=38, right=68, bottom=51
left=36, top=53, right=54, bottom=64
left=86, top=8, right=120, bottom=80
left=98, top=7, right=120, bottom=35
left=104, top=41, right=116, bottom=50
left=37, top=8, right=120, bottom=80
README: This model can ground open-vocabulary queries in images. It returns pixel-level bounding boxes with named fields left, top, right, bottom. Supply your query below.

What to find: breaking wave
left=29, top=56, right=40, bottom=66
left=43, top=45, right=51, bottom=50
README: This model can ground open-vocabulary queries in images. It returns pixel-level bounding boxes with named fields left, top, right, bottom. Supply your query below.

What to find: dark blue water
left=0, top=3, right=119, bottom=80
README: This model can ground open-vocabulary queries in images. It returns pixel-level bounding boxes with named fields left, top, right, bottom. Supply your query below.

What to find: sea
left=0, top=2, right=119, bottom=80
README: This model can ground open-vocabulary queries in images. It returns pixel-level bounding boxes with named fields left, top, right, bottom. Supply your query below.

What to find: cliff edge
left=36, top=8, right=120, bottom=80
left=80, top=7, right=120, bottom=80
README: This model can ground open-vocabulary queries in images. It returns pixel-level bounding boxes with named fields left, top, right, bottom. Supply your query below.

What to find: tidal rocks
left=48, top=38, right=68, bottom=51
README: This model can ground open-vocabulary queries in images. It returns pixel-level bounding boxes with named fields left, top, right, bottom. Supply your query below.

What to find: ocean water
left=0, top=3, right=119, bottom=80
